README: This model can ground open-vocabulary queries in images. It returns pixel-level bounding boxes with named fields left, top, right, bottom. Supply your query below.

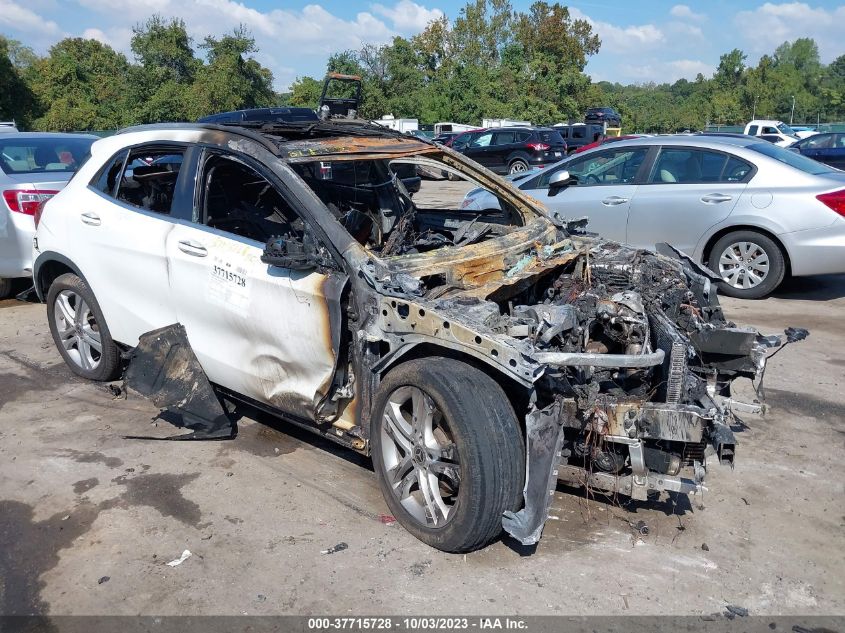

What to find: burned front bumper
left=503, top=396, right=735, bottom=545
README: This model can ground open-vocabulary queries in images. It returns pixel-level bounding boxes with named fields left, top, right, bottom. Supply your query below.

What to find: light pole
left=752, top=95, right=759, bottom=120
left=790, top=95, right=795, bottom=124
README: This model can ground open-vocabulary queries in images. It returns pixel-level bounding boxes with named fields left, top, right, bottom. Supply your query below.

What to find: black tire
left=508, top=159, right=529, bottom=174
left=371, top=357, right=524, bottom=552
left=707, top=230, right=786, bottom=299
left=0, top=278, right=11, bottom=299
left=46, top=273, right=121, bottom=381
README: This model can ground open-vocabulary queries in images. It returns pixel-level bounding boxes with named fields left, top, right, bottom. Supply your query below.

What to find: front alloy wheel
left=371, top=358, right=524, bottom=552
left=379, top=385, right=461, bottom=527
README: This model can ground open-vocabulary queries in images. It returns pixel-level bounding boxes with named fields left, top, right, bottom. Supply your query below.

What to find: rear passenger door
left=164, top=148, right=340, bottom=421
left=526, top=146, right=648, bottom=242
left=71, top=144, right=188, bottom=345
left=626, top=147, right=751, bottom=254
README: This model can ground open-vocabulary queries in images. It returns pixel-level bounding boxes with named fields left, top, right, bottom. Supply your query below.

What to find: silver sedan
left=462, top=135, right=845, bottom=298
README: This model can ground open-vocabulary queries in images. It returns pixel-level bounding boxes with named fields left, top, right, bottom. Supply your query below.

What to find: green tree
left=0, top=36, right=39, bottom=127
left=30, top=38, right=130, bottom=131
left=188, top=26, right=276, bottom=119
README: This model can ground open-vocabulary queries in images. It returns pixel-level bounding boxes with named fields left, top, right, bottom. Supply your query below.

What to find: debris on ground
left=635, top=520, right=649, bottom=536
left=725, top=605, right=749, bottom=618
left=378, top=514, right=396, bottom=525
left=320, top=542, right=348, bottom=555
left=97, top=576, right=110, bottom=585
left=702, top=543, right=710, bottom=551
left=166, top=549, right=192, bottom=567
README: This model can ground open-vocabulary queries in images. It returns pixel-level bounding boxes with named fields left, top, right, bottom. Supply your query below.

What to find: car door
left=491, top=130, right=517, bottom=173
left=524, top=146, right=649, bottom=241
left=626, top=146, right=751, bottom=254
left=67, top=144, right=190, bottom=345
left=164, top=147, right=341, bottom=421
left=461, top=131, right=496, bottom=168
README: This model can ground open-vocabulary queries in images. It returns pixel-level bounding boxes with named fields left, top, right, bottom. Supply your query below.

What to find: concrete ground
left=1, top=179, right=844, bottom=616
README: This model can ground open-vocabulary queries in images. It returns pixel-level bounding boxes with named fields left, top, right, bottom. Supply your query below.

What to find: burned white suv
left=33, top=121, right=805, bottom=552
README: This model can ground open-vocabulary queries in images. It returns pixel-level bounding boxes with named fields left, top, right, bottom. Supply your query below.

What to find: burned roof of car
left=116, top=120, right=439, bottom=162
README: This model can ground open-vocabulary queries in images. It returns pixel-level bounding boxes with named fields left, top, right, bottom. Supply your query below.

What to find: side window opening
left=470, top=132, right=493, bottom=148
left=115, top=147, right=184, bottom=214
left=293, top=156, right=522, bottom=256
left=201, top=154, right=303, bottom=243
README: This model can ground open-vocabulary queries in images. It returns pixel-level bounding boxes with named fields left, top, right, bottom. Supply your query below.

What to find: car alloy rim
left=718, top=241, right=770, bottom=289
left=54, top=289, right=102, bottom=370
left=510, top=162, right=527, bottom=173
left=380, top=386, right=461, bottom=527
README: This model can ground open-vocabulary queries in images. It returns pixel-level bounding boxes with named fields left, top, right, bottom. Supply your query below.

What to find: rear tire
left=0, top=278, right=11, bottom=299
left=46, top=273, right=121, bottom=381
left=708, top=230, right=785, bottom=299
left=371, top=357, right=524, bottom=552
left=509, top=159, right=529, bottom=174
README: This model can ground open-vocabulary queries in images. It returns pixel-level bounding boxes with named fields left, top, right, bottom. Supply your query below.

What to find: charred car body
left=32, top=121, right=805, bottom=552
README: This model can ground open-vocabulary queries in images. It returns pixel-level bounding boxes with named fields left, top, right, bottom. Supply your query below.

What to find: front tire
left=708, top=230, right=786, bottom=299
left=0, top=278, right=11, bottom=299
left=371, top=358, right=524, bottom=552
left=46, top=273, right=121, bottom=380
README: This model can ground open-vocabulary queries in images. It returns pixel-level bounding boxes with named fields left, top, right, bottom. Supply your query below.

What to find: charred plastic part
left=123, top=324, right=234, bottom=440
left=502, top=405, right=567, bottom=545
left=708, top=422, right=736, bottom=466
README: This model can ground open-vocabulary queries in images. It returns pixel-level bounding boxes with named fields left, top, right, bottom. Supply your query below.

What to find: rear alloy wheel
left=46, top=273, right=121, bottom=381
left=509, top=159, right=529, bottom=174
left=708, top=230, right=785, bottom=299
left=371, top=358, right=524, bottom=552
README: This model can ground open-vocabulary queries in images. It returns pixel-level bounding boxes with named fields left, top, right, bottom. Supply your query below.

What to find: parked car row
left=448, top=126, right=568, bottom=174
left=462, top=134, right=845, bottom=299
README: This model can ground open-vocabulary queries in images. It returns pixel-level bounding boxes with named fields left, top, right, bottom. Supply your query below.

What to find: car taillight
left=816, top=190, right=845, bottom=218
left=526, top=142, right=550, bottom=151
left=33, top=198, right=51, bottom=229
left=2, top=189, right=59, bottom=216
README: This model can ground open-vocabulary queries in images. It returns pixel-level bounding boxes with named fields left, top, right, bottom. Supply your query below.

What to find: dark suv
left=584, top=107, right=621, bottom=127
left=450, top=127, right=567, bottom=174
left=554, top=123, right=605, bottom=153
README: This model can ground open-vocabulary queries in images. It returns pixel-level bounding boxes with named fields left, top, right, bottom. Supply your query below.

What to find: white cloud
left=669, top=4, right=706, bottom=22
left=734, top=2, right=845, bottom=62
left=0, top=0, right=62, bottom=35
left=570, top=7, right=664, bottom=53
left=81, top=26, right=134, bottom=55
left=618, top=59, right=714, bottom=84
left=64, top=0, right=444, bottom=90
left=667, top=21, right=704, bottom=39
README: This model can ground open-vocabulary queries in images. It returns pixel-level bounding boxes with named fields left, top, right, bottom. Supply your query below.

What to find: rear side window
left=539, top=130, right=565, bottom=145
left=493, top=131, right=516, bottom=145
left=747, top=125, right=758, bottom=136
left=557, top=127, right=569, bottom=139
left=571, top=127, right=586, bottom=139
left=111, top=146, right=185, bottom=214
left=649, top=148, right=750, bottom=184
left=748, top=142, right=832, bottom=175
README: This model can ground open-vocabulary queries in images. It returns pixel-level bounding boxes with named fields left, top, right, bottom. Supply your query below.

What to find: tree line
left=2, top=0, right=844, bottom=133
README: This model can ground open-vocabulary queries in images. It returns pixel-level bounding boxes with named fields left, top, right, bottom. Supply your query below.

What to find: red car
left=575, top=134, right=647, bottom=154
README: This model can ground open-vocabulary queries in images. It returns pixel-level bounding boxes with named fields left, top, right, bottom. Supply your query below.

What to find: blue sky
left=1, top=0, right=843, bottom=91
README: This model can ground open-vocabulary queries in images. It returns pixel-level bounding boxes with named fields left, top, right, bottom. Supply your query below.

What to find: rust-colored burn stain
left=284, top=136, right=440, bottom=162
